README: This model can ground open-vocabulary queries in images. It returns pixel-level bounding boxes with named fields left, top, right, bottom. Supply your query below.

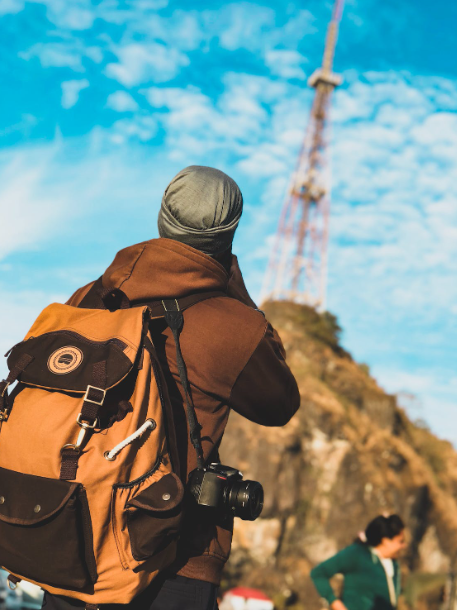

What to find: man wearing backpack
left=8, top=166, right=299, bottom=610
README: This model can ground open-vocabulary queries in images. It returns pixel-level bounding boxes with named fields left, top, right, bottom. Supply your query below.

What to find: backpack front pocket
left=112, top=468, right=184, bottom=569
left=0, top=467, right=97, bottom=589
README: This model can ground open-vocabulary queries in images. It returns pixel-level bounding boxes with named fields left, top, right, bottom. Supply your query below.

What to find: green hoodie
left=310, top=543, right=401, bottom=610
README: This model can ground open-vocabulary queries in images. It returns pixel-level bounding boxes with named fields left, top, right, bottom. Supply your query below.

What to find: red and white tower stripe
left=261, top=0, right=345, bottom=311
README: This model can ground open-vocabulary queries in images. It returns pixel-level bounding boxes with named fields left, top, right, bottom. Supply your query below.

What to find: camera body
left=187, top=463, right=264, bottom=521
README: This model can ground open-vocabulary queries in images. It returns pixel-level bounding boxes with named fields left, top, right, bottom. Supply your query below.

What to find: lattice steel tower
left=261, top=0, right=344, bottom=310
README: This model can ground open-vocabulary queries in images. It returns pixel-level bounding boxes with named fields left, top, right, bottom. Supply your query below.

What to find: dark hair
left=360, top=515, right=404, bottom=547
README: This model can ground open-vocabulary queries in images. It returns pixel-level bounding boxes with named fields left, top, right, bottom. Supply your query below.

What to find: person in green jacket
left=310, top=515, right=406, bottom=610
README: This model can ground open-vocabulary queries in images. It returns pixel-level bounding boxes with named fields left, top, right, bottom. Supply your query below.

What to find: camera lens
left=225, top=480, right=264, bottom=521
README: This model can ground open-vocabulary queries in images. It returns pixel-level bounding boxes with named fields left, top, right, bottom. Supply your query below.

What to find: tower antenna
left=261, top=0, right=344, bottom=310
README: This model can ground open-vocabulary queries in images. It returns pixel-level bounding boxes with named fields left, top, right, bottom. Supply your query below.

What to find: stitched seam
left=152, top=241, right=228, bottom=282
left=117, top=245, right=147, bottom=290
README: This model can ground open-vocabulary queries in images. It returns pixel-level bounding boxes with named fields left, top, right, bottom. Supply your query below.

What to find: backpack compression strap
left=60, top=362, right=107, bottom=481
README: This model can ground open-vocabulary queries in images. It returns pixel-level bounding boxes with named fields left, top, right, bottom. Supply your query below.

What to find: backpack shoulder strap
left=79, top=277, right=226, bottom=316
left=161, top=299, right=205, bottom=469
left=143, top=291, right=226, bottom=318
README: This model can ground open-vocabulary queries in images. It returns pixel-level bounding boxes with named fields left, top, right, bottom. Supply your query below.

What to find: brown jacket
left=68, top=238, right=300, bottom=585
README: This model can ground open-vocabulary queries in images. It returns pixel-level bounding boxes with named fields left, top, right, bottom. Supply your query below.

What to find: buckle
left=161, top=299, right=180, bottom=312
left=76, top=413, right=99, bottom=430
left=83, top=385, right=106, bottom=406
left=0, top=409, right=10, bottom=422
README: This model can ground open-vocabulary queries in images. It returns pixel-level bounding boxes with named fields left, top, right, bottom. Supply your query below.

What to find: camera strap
left=162, top=299, right=205, bottom=469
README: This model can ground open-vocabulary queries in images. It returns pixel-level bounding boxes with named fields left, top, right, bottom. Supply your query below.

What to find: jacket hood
left=101, top=238, right=229, bottom=302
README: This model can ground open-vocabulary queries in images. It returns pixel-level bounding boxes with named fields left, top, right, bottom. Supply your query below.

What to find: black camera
left=187, top=463, right=264, bottom=521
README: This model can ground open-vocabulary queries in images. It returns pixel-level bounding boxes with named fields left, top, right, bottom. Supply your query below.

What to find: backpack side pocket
left=112, top=466, right=184, bottom=570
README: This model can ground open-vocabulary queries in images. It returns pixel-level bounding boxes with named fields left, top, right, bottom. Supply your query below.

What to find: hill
left=220, top=302, right=457, bottom=610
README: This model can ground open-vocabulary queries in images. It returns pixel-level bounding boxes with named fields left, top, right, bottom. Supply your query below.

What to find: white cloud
left=109, top=114, right=157, bottom=143
left=141, top=74, right=297, bottom=166
left=328, top=78, right=457, bottom=314
left=0, top=144, right=74, bottom=261
left=0, top=136, right=166, bottom=262
left=0, top=0, right=24, bottom=15
left=106, top=90, right=139, bottom=112
left=105, top=43, right=189, bottom=87
left=265, top=49, right=307, bottom=80
left=203, top=4, right=317, bottom=54
left=122, top=10, right=204, bottom=52
left=25, top=0, right=95, bottom=29
left=21, top=42, right=85, bottom=70
left=61, top=79, right=89, bottom=109
left=123, top=0, right=168, bottom=10
left=0, top=114, right=38, bottom=137
left=215, top=3, right=275, bottom=52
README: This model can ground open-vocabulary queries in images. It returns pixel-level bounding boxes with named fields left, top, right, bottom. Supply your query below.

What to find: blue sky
left=0, top=0, right=456, bottom=443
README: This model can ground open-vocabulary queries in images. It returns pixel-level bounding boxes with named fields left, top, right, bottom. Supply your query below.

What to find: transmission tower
left=261, top=0, right=344, bottom=310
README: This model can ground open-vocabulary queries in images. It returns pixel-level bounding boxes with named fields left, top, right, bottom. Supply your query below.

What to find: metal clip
left=61, top=426, right=87, bottom=454
left=75, top=426, right=89, bottom=449
left=76, top=413, right=99, bottom=430
left=0, top=409, right=10, bottom=422
left=61, top=412, right=98, bottom=456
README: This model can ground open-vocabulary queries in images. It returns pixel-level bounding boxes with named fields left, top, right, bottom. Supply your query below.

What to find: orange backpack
left=0, top=284, right=217, bottom=607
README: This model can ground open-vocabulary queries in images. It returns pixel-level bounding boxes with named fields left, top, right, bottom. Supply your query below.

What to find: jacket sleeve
left=226, top=256, right=300, bottom=427
left=227, top=256, right=300, bottom=426
left=229, top=322, right=300, bottom=426
left=310, top=546, right=359, bottom=605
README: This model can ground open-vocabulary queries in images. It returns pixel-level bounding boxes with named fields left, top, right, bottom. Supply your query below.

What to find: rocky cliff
left=220, top=302, right=457, bottom=610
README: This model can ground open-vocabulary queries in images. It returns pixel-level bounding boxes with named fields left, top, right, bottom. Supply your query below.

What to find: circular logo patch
left=48, top=346, right=84, bottom=375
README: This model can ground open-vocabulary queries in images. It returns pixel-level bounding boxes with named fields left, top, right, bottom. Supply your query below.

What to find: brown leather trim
left=8, top=333, right=131, bottom=395
left=0, top=482, right=79, bottom=526
left=79, top=488, right=98, bottom=583
left=127, top=473, right=184, bottom=513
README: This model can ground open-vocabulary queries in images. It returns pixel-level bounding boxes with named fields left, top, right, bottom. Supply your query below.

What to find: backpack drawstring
left=104, top=419, right=156, bottom=461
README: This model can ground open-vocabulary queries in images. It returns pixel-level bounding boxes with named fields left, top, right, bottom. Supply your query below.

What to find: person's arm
left=229, top=323, right=300, bottom=426
left=310, top=546, right=358, bottom=608
left=226, top=256, right=300, bottom=426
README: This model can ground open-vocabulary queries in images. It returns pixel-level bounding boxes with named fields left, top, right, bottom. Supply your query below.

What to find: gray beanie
left=158, top=165, right=243, bottom=255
